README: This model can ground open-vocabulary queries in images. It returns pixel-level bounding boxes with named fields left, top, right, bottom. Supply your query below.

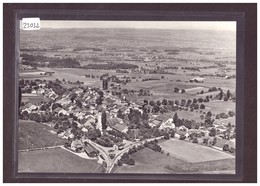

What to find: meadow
left=18, top=147, right=104, bottom=173
left=19, top=120, right=66, bottom=150
left=159, top=139, right=235, bottom=163
left=114, top=146, right=235, bottom=174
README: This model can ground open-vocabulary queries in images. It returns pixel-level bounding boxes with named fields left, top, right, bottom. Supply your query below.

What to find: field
left=164, top=158, right=235, bottom=174
left=114, top=147, right=235, bottom=174
left=173, top=110, right=205, bottom=122
left=22, top=94, right=50, bottom=104
left=159, top=139, right=234, bottom=163
left=203, top=100, right=235, bottom=113
left=19, top=120, right=66, bottom=150
left=113, top=148, right=185, bottom=174
left=18, top=147, right=104, bottom=173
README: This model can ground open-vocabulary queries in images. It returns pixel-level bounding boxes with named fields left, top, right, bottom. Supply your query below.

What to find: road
left=84, top=136, right=164, bottom=173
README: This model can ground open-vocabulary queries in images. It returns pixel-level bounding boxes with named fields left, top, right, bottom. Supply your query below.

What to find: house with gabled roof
left=107, top=117, right=123, bottom=126
left=159, top=118, right=175, bottom=130
left=71, top=139, right=84, bottom=152
left=82, top=115, right=96, bottom=128
left=119, top=105, right=130, bottom=114
left=109, top=123, right=128, bottom=133
left=84, top=143, right=99, bottom=157
left=23, top=102, right=38, bottom=113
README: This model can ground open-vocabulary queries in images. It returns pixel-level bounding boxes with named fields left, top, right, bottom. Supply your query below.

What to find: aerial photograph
left=18, top=21, right=236, bottom=174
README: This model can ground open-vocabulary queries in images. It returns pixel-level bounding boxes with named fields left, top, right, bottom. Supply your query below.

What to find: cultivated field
left=159, top=139, right=235, bottom=163
left=19, top=120, right=66, bottom=150
left=18, top=147, right=104, bottom=173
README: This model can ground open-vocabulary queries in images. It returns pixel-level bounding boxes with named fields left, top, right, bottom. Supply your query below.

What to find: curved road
left=85, top=136, right=164, bottom=173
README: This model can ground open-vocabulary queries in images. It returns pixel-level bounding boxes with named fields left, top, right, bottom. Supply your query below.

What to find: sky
left=37, top=21, right=236, bottom=31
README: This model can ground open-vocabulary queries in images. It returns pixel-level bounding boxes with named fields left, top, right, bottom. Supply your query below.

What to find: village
left=19, top=73, right=236, bottom=172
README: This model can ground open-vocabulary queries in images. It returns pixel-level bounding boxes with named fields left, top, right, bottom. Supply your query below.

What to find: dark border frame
left=3, top=3, right=257, bottom=183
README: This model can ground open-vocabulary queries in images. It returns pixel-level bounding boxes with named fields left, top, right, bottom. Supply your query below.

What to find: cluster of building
left=20, top=78, right=236, bottom=154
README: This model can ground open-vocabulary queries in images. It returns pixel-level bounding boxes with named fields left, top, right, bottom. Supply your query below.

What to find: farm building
left=23, top=102, right=38, bottom=113
left=116, top=142, right=125, bottom=150
left=110, top=124, right=128, bottom=133
left=107, top=117, right=123, bottom=126
left=71, top=139, right=84, bottom=152
left=82, top=115, right=96, bottom=128
left=84, top=144, right=99, bottom=157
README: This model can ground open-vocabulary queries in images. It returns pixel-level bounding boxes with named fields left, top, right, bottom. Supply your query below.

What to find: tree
left=229, top=147, right=235, bottom=153
left=206, top=111, right=212, bottom=117
left=179, top=134, right=186, bottom=140
left=128, top=158, right=135, bottom=165
left=162, top=99, right=168, bottom=105
left=174, top=87, right=179, bottom=93
left=228, top=111, right=235, bottom=117
left=209, top=128, right=216, bottom=137
left=96, top=97, right=103, bottom=105
left=181, top=89, right=185, bottom=93
left=223, top=144, right=229, bottom=151
left=117, top=160, right=123, bottom=166
left=227, top=90, right=231, bottom=99
left=223, top=96, right=228, bottom=101
left=98, top=90, right=104, bottom=97
left=200, top=104, right=205, bottom=109
left=203, top=138, right=209, bottom=145
left=142, top=112, right=149, bottom=121
left=212, top=137, right=217, bottom=146
left=168, top=100, right=174, bottom=105
left=101, top=112, right=107, bottom=130
left=102, top=79, right=108, bottom=90
left=117, top=110, right=124, bottom=119
left=70, top=93, right=77, bottom=103
left=219, top=90, right=224, bottom=100
left=76, top=99, right=82, bottom=108
left=173, top=113, right=178, bottom=123
left=180, top=99, right=186, bottom=107
left=164, top=133, right=170, bottom=140
left=156, top=100, right=161, bottom=106
left=149, top=100, right=155, bottom=106
left=192, top=138, right=198, bottom=143
left=198, top=98, right=203, bottom=103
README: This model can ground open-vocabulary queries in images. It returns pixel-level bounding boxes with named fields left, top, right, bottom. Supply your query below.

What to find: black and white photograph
left=17, top=20, right=238, bottom=174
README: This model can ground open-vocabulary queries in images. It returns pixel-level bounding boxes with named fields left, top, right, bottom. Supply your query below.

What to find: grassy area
left=174, top=110, right=205, bottom=122
left=21, top=94, right=50, bottom=104
left=165, top=158, right=235, bottom=174
left=159, top=139, right=235, bottom=163
left=114, top=148, right=186, bottom=174
left=114, top=146, right=235, bottom=174
left=18, top=147, right=104, bottom=173
left=203, top=100, right=235, bottom=113
left=19, top=120, right=66, bottom=150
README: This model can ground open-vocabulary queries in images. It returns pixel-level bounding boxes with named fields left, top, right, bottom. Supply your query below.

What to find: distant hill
left=20, top=28, right=236, bottom=57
